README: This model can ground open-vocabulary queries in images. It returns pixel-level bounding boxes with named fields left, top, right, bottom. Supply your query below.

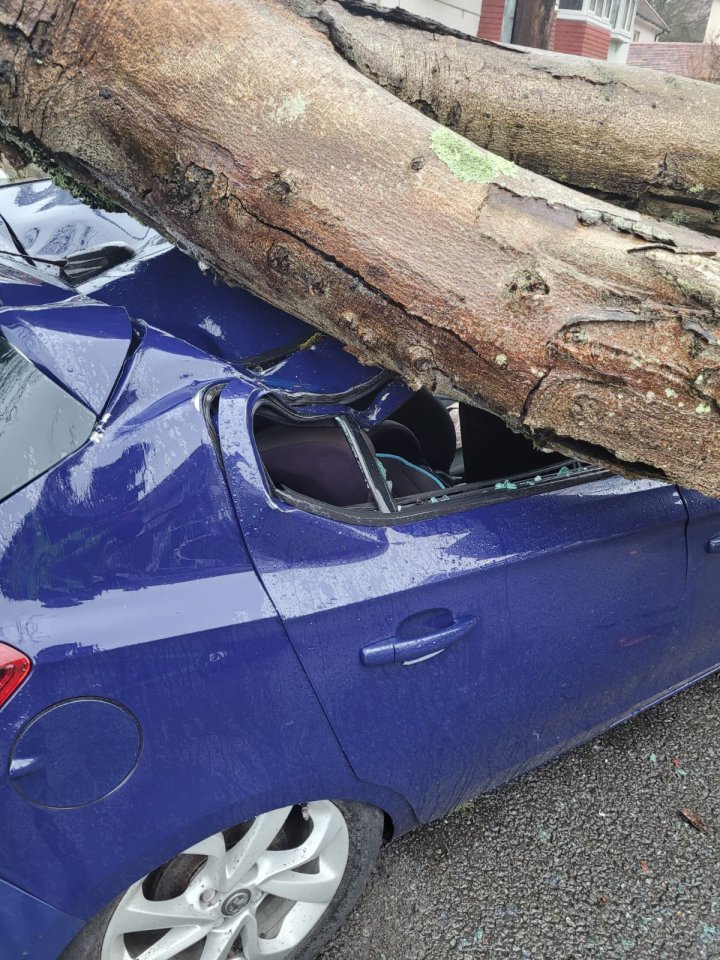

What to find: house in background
left=632, top=0, right=668, bottom=40
left=376, top=0, right=483, bottom=35
left=379, top=0, right=664, bottom=61
left=477, top=0, right=652, bottom=62
left=377, top=0, right=718, bottom=73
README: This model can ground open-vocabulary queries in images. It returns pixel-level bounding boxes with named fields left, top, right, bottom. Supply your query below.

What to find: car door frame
left=219, top=381, right=699, bottom=823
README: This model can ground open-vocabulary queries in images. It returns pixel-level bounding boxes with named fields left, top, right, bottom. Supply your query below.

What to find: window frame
left=252, top=400, right=612, bottom=528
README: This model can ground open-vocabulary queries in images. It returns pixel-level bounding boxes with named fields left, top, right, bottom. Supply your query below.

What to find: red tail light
left=0, top=642, right=31, bottom=709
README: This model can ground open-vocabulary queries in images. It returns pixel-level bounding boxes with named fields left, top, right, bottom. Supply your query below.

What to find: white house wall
left=633, top=19, right=660, bottom=41
left=377, top=0, right=483, bottom=35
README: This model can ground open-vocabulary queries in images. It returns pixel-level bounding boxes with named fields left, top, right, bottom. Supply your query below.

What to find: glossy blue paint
left=0, top=309, right=414, bottom=945
left=0, top=179, right=153, bottom=259
left=707, top=535, right=720, bottom=554
left=255, top=333, right=386, bottom=399
left=9, top=698, right=142, bottom=808
left=0, top=256, right=73, bottom=309
left=0, top=875, right=82, bottom=960
left=1, top=181, right=720, bottom=960
left=219, top=384, right=709, bottom=820
left=82, top=247, right=388, bottom=400
left=0, top=299, right=131, bottom=413
left=0, top=181, right=386, bottom=398
left=80, top=245, right=314, bottom=367
left=360, top=613, right=477, bottom=666
left=358, top=376, right=415, bottom=427
left=678, top=487, right=720, bottom=673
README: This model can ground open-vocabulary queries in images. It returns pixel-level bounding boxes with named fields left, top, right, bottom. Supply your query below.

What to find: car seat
left=368, top=419, right=448, bottom=496
left=256, top=418, right=448, bottom=507
left=378, top=388, right=457, bottom=476
left=256, top=423, right=372, bottom=507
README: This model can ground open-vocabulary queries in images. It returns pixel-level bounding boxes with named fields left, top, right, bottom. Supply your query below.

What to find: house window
left=624, top=0, right=637, bottom=31
left=558, top=0, right=636, bottom=30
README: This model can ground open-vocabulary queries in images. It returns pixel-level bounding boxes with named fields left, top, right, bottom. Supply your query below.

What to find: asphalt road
left=321, top=672, right=720, bottom=960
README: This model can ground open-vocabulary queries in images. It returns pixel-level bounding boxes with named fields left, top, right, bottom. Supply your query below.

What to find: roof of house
left=635, top=0, right=669, bottom=31
left=627, top=41, right=718, bottom=79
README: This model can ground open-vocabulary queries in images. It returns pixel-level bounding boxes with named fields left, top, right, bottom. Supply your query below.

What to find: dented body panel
left=0, top=184, right=719, bottom=960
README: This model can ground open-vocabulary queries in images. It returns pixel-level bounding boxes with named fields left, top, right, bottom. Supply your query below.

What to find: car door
left=677, top=488, right=720, bottom=677
left=219, top=382, right=692, bottom=822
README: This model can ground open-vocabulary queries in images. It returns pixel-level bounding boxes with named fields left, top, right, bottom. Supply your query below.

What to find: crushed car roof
left=0, top=179, right=392, bottom=401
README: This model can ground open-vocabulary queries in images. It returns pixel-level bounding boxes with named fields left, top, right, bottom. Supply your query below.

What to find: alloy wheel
left=101, top=801, right=350, bottom=960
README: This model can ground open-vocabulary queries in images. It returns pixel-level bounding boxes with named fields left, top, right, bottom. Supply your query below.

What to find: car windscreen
left=0, top=337, right=95, bottom=502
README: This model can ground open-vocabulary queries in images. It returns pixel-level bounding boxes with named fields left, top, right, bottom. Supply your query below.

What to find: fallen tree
left=1, top=0, right=720, bottom=497
left=299, top=0, right=720, bottom=235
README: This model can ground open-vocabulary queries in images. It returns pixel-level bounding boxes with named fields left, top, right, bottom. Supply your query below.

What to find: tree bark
left=511, top=0, right=555, bottom=48
left=1, top=0, right=720, bottom=497
left=304, top=0, right=720, bottom=233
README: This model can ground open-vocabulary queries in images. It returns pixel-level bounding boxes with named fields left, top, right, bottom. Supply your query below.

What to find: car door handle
left=361, top=615, right=477, bottom=667
left=707, top=536, right=720, bottom=553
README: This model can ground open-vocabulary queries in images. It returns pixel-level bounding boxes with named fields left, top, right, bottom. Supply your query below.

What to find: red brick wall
left=477, top=0, right=506, bottom=42
left=549, top=11, right=558, bottom=50
left=552, top=19, right=611, bottom=58
left=478, top=6, right=611, bottom=60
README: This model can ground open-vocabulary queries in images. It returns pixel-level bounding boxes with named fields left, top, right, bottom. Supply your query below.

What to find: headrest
left=368, top=420, right=427, bottom=468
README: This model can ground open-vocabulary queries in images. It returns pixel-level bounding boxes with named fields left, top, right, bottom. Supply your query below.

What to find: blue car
left=0, top=179, right=718, bottom=960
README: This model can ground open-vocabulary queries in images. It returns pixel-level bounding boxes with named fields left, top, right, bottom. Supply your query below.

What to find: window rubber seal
left=273, top=465, right=611, bottom=526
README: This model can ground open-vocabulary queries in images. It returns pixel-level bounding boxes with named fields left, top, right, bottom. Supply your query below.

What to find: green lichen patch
left=430, top=128, right=517, bottom=184
left=689, top=183, right=705, bottom=195
left=274, top=94, right=308, bottom=126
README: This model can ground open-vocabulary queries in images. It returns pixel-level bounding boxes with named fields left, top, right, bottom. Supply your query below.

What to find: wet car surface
left=0, top=181, right=718, bottom=960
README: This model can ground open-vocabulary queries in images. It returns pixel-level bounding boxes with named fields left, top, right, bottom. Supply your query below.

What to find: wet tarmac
left=323, top=672, right=720, bottom=960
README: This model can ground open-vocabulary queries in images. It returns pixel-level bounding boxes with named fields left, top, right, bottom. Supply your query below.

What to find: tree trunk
left=305, top=0, right=720, bottom=233
left=1, top=0, right=720, bottom=497
left=588, top=191, right=720, bottom=240
left=511, top=0, right=555, bottom=48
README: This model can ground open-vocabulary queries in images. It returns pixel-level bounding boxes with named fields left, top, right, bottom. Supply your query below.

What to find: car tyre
left=60, top=799, right=384, bottom=960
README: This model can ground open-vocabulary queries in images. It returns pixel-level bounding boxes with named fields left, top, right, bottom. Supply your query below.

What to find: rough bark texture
left=304, top=0, right=720, bottom=234
left=511, top=0, right=555, bottom=48
left=1, top=0, right=720, bottom=496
